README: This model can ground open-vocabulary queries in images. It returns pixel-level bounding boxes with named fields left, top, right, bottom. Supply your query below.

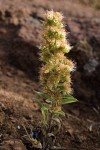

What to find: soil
left=0, top=0, right=100, bottom=150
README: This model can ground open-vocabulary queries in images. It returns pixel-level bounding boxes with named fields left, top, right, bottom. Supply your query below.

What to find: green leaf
left=34, top=99, right=49, bottom=124
left=34, top=99, right=43, bottom=107
left=62, top=95, right=77, bottom=105
left=34, top=90, right=45, bottom=98
left=45, top=97, right=54, bottom=103
left=41, top=106, right=49, bottom=124
left=53, top=110, right=65, bottom=117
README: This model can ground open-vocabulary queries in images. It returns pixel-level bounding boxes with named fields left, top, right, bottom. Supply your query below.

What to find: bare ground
left=0, top=0, right=100, bottom=150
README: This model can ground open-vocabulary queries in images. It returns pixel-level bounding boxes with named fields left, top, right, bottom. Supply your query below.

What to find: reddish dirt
left=0, top=0, right=100, bottom=150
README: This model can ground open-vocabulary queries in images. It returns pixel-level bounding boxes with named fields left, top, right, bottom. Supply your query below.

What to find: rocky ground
left=0, top=0, right=100, bottom=150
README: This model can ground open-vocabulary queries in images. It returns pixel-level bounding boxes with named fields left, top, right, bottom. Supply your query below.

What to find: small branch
left=22, top=124, right=32, bottom=141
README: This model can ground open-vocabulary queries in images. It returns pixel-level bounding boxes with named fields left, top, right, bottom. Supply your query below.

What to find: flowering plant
left=35, top=11, right=77, bottom=149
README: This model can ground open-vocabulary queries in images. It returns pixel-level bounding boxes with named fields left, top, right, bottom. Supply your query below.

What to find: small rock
left=6, top=72, right=13, bottom=77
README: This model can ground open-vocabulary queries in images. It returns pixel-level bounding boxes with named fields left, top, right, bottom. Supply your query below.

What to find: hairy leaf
left=53, top=110, right=65, bottom=116
left=62, top=95, right=77, bottom=104
left=45, top=97, right=54, bottom=103
left=41, top=106, right=49, bottom=125
left=34, top=99, right=43, bottom=107
left=34, top=90, right=45, bottom=98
